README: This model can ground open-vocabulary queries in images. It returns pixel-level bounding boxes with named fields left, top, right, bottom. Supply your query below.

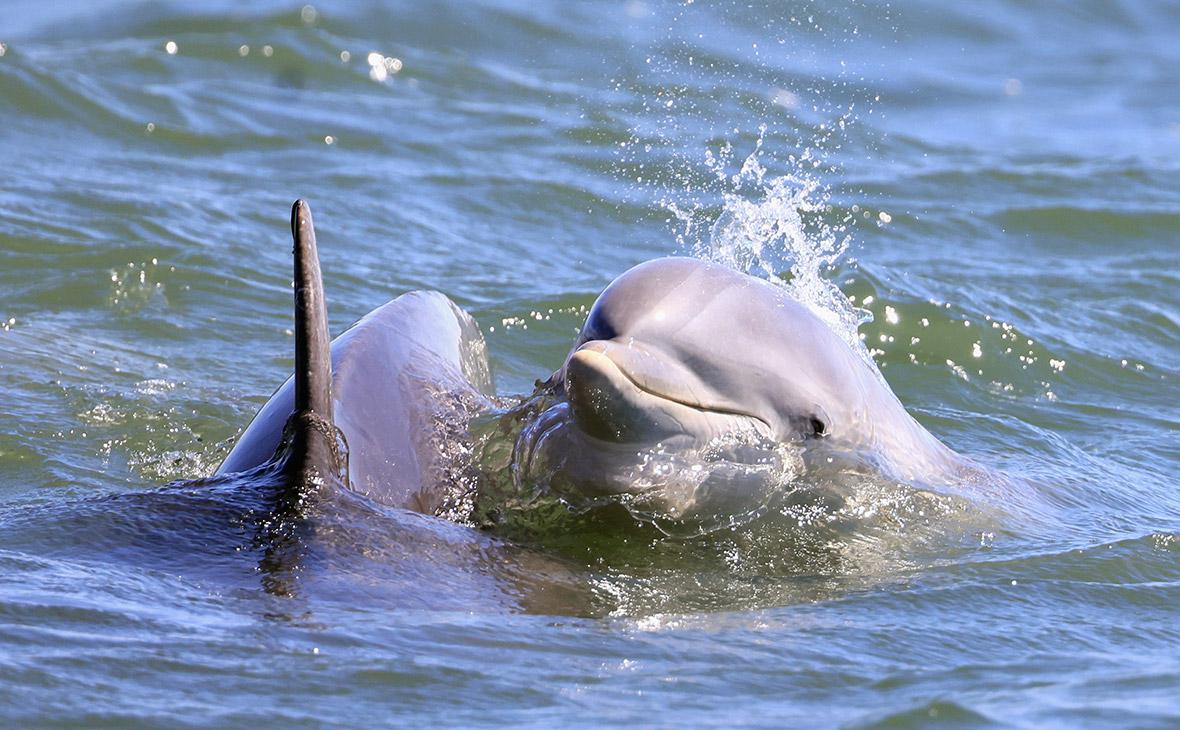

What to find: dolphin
left=218, top=207, right=966, bottom=529
left=0, top=202, right=589, bottom=614
left=508, top=257, right=966, bottom=521
left=216, top=200, right=493, bottom=515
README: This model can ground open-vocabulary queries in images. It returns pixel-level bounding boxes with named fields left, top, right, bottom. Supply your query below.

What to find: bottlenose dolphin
left=509, top=257, right=965, bottom=520
left=0, top=204, right=979, bottom=620
left=218, top=204, right=965, bottom=530
left=217, top=200, right=493, bottom=515
left=0, top=202, right=586, bottom=614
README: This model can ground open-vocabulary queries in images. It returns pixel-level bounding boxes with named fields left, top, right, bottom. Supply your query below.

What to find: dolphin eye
left=810, top=417, right=827, bottom=438
left=582, top=303, right=618, bottom=342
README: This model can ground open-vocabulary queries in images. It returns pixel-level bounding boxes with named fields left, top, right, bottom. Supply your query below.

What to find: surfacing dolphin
left=505, top=257, right=968, bottom=522
left=217, top=200, right=493, bottom=515
left=0, top=203, right=587, bottom=615
left=218, top=202, right=969, bottom=532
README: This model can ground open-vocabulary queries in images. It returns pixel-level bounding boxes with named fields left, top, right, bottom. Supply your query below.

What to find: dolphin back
left=217, top=206, right=494, bottom=513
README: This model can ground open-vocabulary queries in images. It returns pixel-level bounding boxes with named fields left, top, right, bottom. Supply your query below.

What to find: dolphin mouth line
left=586, top=348, right=773, bottom=433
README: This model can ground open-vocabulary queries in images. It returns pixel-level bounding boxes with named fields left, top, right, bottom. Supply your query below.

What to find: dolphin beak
left=564, top=347, right=637, bottom=441
left=563, top=340, right=770, bottom=444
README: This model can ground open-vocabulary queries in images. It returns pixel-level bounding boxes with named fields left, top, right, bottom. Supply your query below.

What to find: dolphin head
left=513, top=257, right=884, bottom=524
left=558, top=257, right=862, bottom=447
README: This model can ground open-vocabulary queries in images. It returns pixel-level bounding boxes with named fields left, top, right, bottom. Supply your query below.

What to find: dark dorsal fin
left=291, top=199, right=333, bottom=422
left=250, top=201, right=346, bottom=592
left=281, top=200, right=346, bottom=488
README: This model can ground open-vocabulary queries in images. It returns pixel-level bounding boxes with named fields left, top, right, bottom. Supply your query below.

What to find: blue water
left=1, top=1, right=1178, bottom=726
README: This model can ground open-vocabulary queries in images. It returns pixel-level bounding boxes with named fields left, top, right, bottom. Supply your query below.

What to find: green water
left=1, top=1, right=1178, bottom=726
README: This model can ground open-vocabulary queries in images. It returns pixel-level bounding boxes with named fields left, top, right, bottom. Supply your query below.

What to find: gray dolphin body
left=513, top=257, right=964, bottom=518
left=216, top=201, right=493, bottom=514
left=145, top=202, right=584, bottom=612
left=221, top=211, right=961, bottom=526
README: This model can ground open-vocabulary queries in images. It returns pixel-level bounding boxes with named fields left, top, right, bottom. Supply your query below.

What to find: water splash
left=608, top=4, right=878, bottom=358
left=610, top=430, right=807, bottom=537
left=662, top=128, right=873, bottom=362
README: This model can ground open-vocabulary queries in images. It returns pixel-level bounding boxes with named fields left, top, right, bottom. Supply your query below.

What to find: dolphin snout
left=564, top=345, right=646, bottom=441
left=562, top=340, right=767, bottom=444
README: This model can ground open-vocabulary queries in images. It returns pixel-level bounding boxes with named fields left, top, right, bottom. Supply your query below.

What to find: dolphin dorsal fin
left=291, top=200, right=333, bottom=422
left=280, top=200, right=346, bottom=488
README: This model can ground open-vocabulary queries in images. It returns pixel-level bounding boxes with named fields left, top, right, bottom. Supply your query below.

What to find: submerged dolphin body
left=511, top=257, right=966, bottom=519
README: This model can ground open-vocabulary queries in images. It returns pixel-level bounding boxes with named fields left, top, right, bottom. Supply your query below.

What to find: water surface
left=1, top=1, right=1178, bottom=726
